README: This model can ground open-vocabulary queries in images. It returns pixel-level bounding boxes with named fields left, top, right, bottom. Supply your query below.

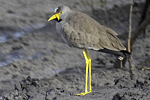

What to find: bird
left=48, top=6, right=129, bottom=95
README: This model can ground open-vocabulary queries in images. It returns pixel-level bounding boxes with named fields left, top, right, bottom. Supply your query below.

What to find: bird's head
left=48, top=6, right=71, bottom=22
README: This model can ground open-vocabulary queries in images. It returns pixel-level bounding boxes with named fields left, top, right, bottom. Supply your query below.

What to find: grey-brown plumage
left=48, top=6, right=128, bottom=95
left=54, top=6, right=126, bottom=56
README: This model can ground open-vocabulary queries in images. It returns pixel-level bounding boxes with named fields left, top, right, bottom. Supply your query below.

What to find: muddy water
left=0, top=24, right=46, bottom=67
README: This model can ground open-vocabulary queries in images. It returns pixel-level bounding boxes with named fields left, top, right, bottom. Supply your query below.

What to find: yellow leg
left=77, top=49, right=92, bottom=96
left=85, top=49, right=92, bottom=92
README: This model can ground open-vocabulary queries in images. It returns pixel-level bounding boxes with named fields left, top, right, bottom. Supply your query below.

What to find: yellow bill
left=48, top=13, right=60, bottom=21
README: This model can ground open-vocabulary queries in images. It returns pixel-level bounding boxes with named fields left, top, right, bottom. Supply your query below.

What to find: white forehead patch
left=54, top=7, right=58, bottom=13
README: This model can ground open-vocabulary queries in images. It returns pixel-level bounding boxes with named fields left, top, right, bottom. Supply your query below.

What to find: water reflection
left=0, top=23, right=46, bottom=67
left=0, top=23, right=46, bottom=43
left=0, top=50, right=24, bottom=67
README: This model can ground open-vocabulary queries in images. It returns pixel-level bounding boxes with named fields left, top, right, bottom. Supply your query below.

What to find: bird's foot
left=76, top=90, right=92, bottom=96
left=118, top=56, right=124, bottom=60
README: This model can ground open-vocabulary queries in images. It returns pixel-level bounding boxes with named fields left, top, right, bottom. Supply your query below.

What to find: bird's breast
left=56, top=22, right=73, bottom=47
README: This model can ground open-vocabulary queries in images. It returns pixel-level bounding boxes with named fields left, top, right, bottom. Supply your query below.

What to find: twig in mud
left=135, top=0, right=150, bottom=71
left=138, top=0, right=150, bottom=37
left=142, top=67, right=150, bottom=71
left=131, top=16, right=150, bottom=48
left=128, top=0, right=135, bottom=80
left=128, top=0, right=150, bottom=71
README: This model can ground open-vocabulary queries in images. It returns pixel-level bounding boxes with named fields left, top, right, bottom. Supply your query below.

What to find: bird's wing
left=63, top=11, right=126, bottom=51
left=105, top=28, right=126, bottom=51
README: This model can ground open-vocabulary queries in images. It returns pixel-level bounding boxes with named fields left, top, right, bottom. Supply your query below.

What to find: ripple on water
left=0, top=49, right=24, bottom=67
left=0, top=23, right=46, bottom=43
left=0, top=23, right=46, bottom=67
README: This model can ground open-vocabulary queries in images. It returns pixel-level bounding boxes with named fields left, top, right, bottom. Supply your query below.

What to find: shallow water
left=0, top=24, right=46, bottom=43
left=0, top=49, right=24, bottom=67
left=0, top=24, right=46, bottom=67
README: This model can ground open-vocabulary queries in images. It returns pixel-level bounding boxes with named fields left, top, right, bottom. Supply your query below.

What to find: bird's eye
left=60, top=12, right=63, bottom=14
left=54, top=7, right=58, bottom=13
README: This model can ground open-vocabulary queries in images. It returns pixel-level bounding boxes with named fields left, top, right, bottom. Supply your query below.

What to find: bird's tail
left=99, top=49, right=130, bottom=67
left=120, top=50, right=130, bottom=58
left=99, top=48, right=130, bottom=58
